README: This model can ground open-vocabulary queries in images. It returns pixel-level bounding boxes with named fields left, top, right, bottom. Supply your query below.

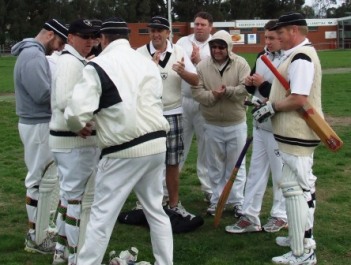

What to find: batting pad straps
left=28, top=221, right=36, bottom=230
left=66, top=215, right=80, bottom=227
left=281, top=181, right=303, bottom=197
left=26, top=196, right=38, bottom=207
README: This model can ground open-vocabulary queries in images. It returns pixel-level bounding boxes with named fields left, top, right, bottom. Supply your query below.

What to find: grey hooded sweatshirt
left=11, top=38, right=52, bottom=124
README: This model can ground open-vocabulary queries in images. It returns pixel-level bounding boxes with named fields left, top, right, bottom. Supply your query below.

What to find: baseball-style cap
left=147, top=16, right=170, bottom=30
left=270, top=12, right=307, bottom=30
left=43, top=19, right=68, bottom=42
left=100, top=17, right=129, bottom=35
left=68, top=19, right=99, bottom=35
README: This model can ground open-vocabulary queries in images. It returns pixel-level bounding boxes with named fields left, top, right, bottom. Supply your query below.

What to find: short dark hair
left=194, top=11, right=213, bottom=25
left=264, top=20, right=278, bottom=31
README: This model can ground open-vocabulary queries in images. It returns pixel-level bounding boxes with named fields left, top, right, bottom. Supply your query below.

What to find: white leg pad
left=77, top=170, right=96, bottom=253
left=281, top=181, right=309, bottom=256
left=36, top=161, right=59, bottom=245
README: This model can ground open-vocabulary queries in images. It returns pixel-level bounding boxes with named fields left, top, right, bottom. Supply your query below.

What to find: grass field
left=0, top=50, right=350, bottom=265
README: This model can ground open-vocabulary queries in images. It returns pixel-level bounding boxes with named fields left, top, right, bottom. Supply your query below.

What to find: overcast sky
left=304, top=0, right=343, bottom=7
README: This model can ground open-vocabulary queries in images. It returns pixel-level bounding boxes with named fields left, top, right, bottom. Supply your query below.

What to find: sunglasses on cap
left=210, top=45, right=227, bottom=50
left=74, top=33, right=96, bottom=40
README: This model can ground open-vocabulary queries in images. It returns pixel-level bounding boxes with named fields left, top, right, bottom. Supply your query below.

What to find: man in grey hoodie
left=11, top=19, right=68, bottom=254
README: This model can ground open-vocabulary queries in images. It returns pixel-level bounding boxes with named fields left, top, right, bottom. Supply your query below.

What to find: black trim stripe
left=61, top=50, right=87, bottom=65
left=274, top=134, right=320, bottom=147
left=146, top=43, right=172, bottom=68
left=101, top=130, right=166, bottom=158
left=50, top=130, right=96, bottom=137
left=291, top=53, right=311, bottom=63
left=88, top=61, right=122, bottom=114
left=26, top=197, right=38, bottom=207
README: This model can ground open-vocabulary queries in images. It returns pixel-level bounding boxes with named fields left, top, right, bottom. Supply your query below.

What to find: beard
left=45, top=39, right=56, bottom=55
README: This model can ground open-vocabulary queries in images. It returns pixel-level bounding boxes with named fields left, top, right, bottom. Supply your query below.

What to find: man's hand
left=78, top=122, right=93, bottom=139
left=251, top=73, right=264, bottom=87
left=212, top=85, right=226, bottom=99
left=172, top=57, right=185, bottom=75
left=152, top=51, right=161, bottom=65
left=252, top=101, right=276, bottom=123
left=191, top=43, right=200, bottom=65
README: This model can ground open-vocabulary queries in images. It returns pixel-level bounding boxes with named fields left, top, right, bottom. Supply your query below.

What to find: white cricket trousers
left=280, top=151, right=317, bottom=232
left=179, top=97, right=211, bottom=193
left=77, top=152, right=173, bottom=265
left=204, top=122, right=247, bottom=205
left=243, top=127, right=286, bottom=226
left=53, top=147, right=99, bottom=264
left=18, top=122, right=53, bottom=230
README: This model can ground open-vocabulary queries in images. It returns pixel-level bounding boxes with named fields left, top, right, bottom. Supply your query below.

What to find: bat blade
left=261, top=55, right=343, bottom=152
left=213, top=137, right=253, bottom=228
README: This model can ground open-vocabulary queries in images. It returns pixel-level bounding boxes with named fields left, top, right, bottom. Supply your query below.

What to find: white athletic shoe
left=262, top=217, right=288, bottom=233
left=272, top=249, right=317, bottom=265
left=276, top=236, right=291, bottom=247
left=132, top=201, right=143, bottom=210
left=206, top=203, right=216, bottom=216
left=233, top=204, right=243, bottom=218
left=207, top=203, right=242, bottom=216
left=52, top=249, right=67, bottom=264
left=24, top=232, right=55, bottom=254
left=225, top=216, right=261, bottom=234
left=203, top=192, right=212, bottom=203
left=167, top=201, right=196, bottom=220
left=276, top=237, right=317, bottom=250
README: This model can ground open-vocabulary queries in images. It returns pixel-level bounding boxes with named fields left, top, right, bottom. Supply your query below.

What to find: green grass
left=0, top=51, right=350, bottom=264
left=318, top=49, right=351, bottom=69
left=0, top=56, right=16, bottom=93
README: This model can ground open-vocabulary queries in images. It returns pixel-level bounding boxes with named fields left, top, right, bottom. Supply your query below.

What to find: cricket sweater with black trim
left=269, top=45, right=322, bottom=156
left=49, top=44, right=97, bottom=149
left=137, top=42, right=186, bottom=112
left=64, top=39, right=170, bottom=158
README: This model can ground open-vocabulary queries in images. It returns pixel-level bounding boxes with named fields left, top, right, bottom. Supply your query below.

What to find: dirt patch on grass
left=325, top=115, right=351, bottom=126
left=0, top=92, right=15, bottom=102
left=323, top=68, right=351, bottom=74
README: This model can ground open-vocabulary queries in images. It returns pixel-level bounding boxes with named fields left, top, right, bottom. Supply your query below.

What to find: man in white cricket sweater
left=64, top=17, right=173, bottom=265
left=252, top=12, right=320, bottom=265
left=137, top=16, right=198, bottom=219
left=49, top=19, right=100, bottom=265
left=176, top=11, right=213, bottom=203
left=226, top=20, right=287, bottom=235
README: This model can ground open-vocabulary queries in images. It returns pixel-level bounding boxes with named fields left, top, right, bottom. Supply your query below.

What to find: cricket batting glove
left=252, top=101, right=276, bottom=123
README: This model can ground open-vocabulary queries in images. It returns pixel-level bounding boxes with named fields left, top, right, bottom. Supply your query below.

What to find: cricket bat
left=261, top=55, right=343, bottom=152
left=213, top=137, right=253, bottom=228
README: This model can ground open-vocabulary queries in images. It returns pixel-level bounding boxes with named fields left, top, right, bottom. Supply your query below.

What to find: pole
left=168, top=0, right=173, bottom=43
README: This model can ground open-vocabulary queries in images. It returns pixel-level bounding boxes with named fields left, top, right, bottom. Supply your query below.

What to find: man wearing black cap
left=64, top=17, right=173, bottom=265
left=252, top=12, right=320, bottom=264
left=11, top=18, right=68, bottom=255
left=137, top=16, right=198, bottom=220
left=49, top=18, right=100, bottom=265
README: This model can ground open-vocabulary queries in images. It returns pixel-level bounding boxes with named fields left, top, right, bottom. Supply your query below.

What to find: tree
left=302, top=5, right=316, bottom=18
left=333, top=1, right=351, bottom=17
left=311, top=0, right=337, bottom=17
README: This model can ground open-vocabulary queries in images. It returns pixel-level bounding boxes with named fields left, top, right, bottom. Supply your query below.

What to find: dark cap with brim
left=43, top=19, right=68, bottom=42
left=100, top=17, right=129, bottom=35
left=69, top=19, right=99, bottom=35
left=147, top=16, right=170, bottom=30
left=270, top=12, right=307, bottom=30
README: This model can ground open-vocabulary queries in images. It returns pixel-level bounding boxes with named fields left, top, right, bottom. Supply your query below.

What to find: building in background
left=128, top=17, right=351, bottom=52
